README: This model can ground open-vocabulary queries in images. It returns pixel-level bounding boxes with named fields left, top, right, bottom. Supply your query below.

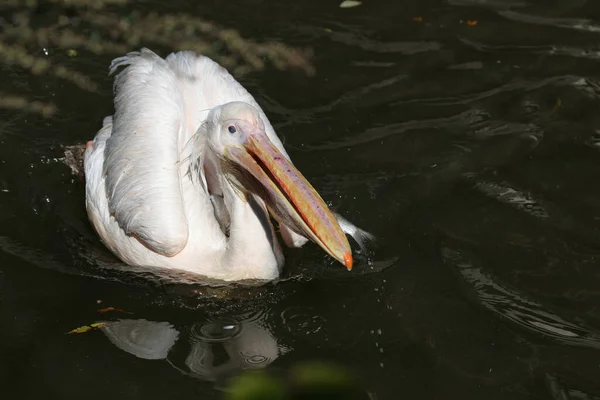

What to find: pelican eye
left=228, top=125, right=237, bottom=134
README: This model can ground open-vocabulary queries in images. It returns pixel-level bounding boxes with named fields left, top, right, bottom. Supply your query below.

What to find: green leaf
left=290, top=361, right=356, bottom=388
left=225, top=371, right=287, bottom=400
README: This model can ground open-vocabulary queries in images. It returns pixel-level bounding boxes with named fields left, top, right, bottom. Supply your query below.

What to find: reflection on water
left=103, top=320, right=180, bottom=360
left=101, top=310, right=283, bottom=382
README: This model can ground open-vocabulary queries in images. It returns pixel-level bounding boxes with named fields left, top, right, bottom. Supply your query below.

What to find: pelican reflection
left=100, top=310, right=286, bottom=381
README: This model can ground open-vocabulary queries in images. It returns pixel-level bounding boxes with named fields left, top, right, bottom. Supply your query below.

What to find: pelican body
left=84, top=48, right=367, bottom=282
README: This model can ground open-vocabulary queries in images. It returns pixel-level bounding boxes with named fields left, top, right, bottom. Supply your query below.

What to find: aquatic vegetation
left=225, top=361, right=372, bottom=400
left=0, top=0, right=315, bottom=117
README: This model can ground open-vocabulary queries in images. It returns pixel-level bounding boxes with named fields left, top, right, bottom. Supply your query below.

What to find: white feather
left=84, top=49, right=291, bottom=281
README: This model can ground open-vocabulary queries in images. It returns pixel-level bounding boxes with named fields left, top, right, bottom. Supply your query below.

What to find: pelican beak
left=224, top=130, right=353, bottom=270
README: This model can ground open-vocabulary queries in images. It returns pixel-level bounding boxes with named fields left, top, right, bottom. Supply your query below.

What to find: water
left=2, top=0, right=600, bottom=398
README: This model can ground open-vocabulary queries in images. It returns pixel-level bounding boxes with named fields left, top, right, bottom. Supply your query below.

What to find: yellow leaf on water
left=67, top=322, right=108, bottom=334
left=467, top=20, right=478, bottom=26
left=67, top=326, right=91, bottom=334
left=412, top=16, right=423, bottom=22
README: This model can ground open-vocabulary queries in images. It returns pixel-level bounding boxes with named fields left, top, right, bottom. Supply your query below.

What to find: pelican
left=83, top=48, right=371, bottom=282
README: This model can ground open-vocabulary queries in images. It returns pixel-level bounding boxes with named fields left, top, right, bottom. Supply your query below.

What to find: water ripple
left=498, top=10, right=600, bottom=33
left=394, top=70, right=581, bottom=106
left=300, top=107, right=541, bottom=151
left=260, top=73, right=409, bottom=127
left=442, top=247, right=600, bottom=350
left=448, top=0, right=530, bottom=9
left=296, top=24, right=443, bottom=54
left=299, top=109, right=477, bottom=151
left=547, top=46, right=600, bottom=61
left=474, top=181, right=550, bottom=219
left=330, top=32, right=442, bottom=54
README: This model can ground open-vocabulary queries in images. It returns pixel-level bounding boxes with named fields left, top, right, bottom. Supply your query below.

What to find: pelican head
left=203, top=101, right=353, bottom=270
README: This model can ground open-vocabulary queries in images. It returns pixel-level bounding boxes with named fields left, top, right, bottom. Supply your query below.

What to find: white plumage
left=84, top=48, right=367, bottom=282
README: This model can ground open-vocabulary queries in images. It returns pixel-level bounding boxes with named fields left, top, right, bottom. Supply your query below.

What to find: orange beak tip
left=344, top=252, right=353, bottom=271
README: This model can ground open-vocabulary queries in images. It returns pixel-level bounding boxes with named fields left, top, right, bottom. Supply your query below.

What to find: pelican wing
left=102, top=48, right=309, bottom=256
left=104, top=49, right=189, bottom=256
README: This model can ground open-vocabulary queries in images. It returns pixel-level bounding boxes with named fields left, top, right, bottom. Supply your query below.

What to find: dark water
left=3, top=0, right=600, bottom=398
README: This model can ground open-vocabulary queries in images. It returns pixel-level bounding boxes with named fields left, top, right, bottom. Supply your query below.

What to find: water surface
left=2, top=0, right=600, bottom=398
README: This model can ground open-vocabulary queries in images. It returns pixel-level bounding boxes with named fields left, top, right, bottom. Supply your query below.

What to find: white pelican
left=83, top=48, right=371, bottom=282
